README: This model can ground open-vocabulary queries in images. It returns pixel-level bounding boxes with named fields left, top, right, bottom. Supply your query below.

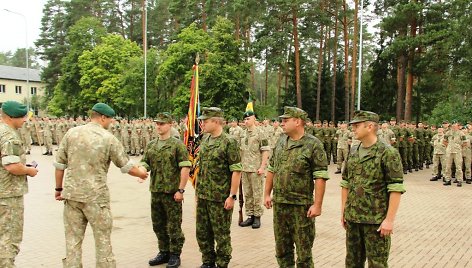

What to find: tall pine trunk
left=342, top=0, right=350, bottom=120
left=331, top=1, right=339, bottom=122
left=405, top=4, right=417, bottom=121
left=316, top=25, right=325, bottom=121
left=350, top=0, right=359, bottom=119
left=292, top=8, right=302, bottom=108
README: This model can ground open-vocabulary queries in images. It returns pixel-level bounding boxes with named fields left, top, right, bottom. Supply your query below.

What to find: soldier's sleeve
left=311, top=140, right=329, bottom=180
left=53, top=132, right=69, bottom=170
left=109, top=136, right=134, bottom=173
left=1, top=137, right=22, bottom=166
left=259, top=130, right=270, bottom=151
left=139, top=141, right=152, bottom=171
left=227, top=137, right=242, bottom=172
left=176, top=141, right=192, bottom=168
left=382, top=148, right=406, bottom=193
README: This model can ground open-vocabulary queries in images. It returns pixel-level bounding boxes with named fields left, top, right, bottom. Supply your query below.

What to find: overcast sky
left=0, top=0, right=47, bottom=53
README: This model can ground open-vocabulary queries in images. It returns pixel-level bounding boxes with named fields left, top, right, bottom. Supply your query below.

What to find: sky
left=0, top=0, right=48, bottom=53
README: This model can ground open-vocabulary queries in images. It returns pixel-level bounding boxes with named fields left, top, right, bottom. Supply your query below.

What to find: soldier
left=397, top=121, right=410, bottom=174
left=264, top=106, right=329, bottom=268
left=238, top=111, right=270, bottom=229
left=430, top=127, right=447, bottom=181
left=0, top=101, right=39, bottom=267
left=416, top=122, right=426, bottom=170
left=443, top=121, right=466, bottom=187
left=130, top=119, right=141, bottom=155
left=424, top=123, right=433, bottom=168
left=141, top=113, right=191, bottom=268
left=461, top=128, right=471, bottom=184
left=330, top=121, right=338, bottom=163
left=378, top=122, right=396, bottom=145
left=228, top=118, right=243, bottom=146
left=53, top=103, right=148, bottom=268
left=141, top=119, right=151, bottom=150
left=120, top=119, right=130, bottom=154
left=42, top=117, right=53, bottom=156
left=269, top=119, right=283, bottom=159
left=195, top=107, right=242, bottom=268
left=335, top=121, right=350, bottom=174
left=321, top=120, right=333, bottom=164
left=340, top=110, right=405, bottom=268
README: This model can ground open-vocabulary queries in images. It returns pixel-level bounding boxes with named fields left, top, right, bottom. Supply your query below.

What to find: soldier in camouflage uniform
left=335, top=121, right=350, bottom=174
left=264, top=106, right=329, bottom=268
left=330, top=121, right=338, bottom=163
left=0, top=101, right=39, bottom=268
left=464, top=128, right=472, bottom=184
left=269, top=119, right=284, bottom=159
left=443, top=122, right=466, bottom=187
left=423, top=123, right=433, bottom=168
left=397, top=122, right=410, bottom=174
left=120, top=119, right=130, bottom=154
left=228, top=119, right=243, bottom=146
left=41, top=117, right=53, bottom=155
left=321, top=120, right=333, bottom=164
left=430, top=127, right=447, bottom=181
left=54, top=103, right=148, bottom=268
left=195, top=107, right=242, bottom=268
left=340, top=110, right=405, bottom=268
left=141, top=113, right=191, bottom=268
left=238, top=111, right=270, bottom=229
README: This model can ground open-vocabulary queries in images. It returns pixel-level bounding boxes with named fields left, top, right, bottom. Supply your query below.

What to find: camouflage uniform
left=141, top=123, right=151, bottom=150
left=424, top=127, right=433, bottom=166
left=444, top=129, right=466, bottom=184
left=240, top=127, right=270, bottom=219
left=267, top=133, right=329, bottom=268
left=0, top=123, right=28, bottom=268
left=341, top=140, right=405, bottom=268
left=228, top=125, right=243, bottom=146
left=54, top=122, right=134, bottom=268
left=42, top=120, right=53, bottom=154
left=130, top=122, right=141, bottom=155
left=140, top=136, right=191, bottom=257
left=196, top=132, right=242, bottom=268
left=431, top=133, right=447, bottom=179
left=336, top=128, right=351, bottom=172
left=463, top=132, right=472, bottom=181
left=120, top=121, right=130, bottom=153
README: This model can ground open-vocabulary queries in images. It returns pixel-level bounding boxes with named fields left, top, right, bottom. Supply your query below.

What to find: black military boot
left=443, top=181, right=451, bottom=186
left=466, top=179, right=472, bottom=184
left=200, top=263, right=216, bottom=268
left=149, top=251, right=170, bottom=266
left=252, top=216, right=261, bottom=229
left=415, top=165, right=419, bottom=171
left=457, top=181, right=462, bottom=187
left=48, top=151, right=53, bottom=156
left=239, top=216, right=254, bottom=227
left=334, top=169, right=342, bottom=174
left=403, top=168, right=407, bottom=175
left=419, top=164, right=423, bottom=170
left=430, top=176, right=439, bottom=181
left=408, top=167, right=413, bottom=173
left=42, top=151, right=49, bottom=155
left=426, top=164, right=430, bottom=169
left=166, top=254, right=181, bottom=268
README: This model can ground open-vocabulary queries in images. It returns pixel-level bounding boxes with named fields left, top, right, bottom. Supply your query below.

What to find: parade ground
left=15, top=146, right=472, bottom=268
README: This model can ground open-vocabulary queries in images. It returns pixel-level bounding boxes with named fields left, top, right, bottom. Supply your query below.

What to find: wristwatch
left=230, top=194, right=237, bottom=200
left=178, top=189, right=185, bottom=194
left=55, top=187, right=63, bottom=192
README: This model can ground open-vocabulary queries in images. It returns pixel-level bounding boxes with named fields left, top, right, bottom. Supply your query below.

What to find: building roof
left=0, top=65, right=41, bottom=82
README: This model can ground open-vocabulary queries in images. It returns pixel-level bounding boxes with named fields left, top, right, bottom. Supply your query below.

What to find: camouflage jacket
left=240, top=127, right=270, bottom=172
left=196, top=133, right=242, bottom=202
left=267, top=134, right=329, bottom=205
left=228, top=126, right=243, bottom=146
left=0, top=123, right=28, bottom=198
left=140, top=137, right=191, bottom=193
left=445, top=129, right=466, bottom=154
left=54, top=122, right=133, bottom=203
left=336, top=129, right=351, bottom=150
left=432, top=134, right=447, bottom=155
left=341, top=140, right=406, bottom=224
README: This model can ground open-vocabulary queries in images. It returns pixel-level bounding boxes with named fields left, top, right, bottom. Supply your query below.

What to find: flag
left=184, top=58, right=202, bottom=187
left=245, top=96, right=254, bottom=114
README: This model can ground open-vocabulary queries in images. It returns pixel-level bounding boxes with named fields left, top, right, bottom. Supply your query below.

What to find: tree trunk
left=292, top=8, right=302, bottom=108
left=331, top=0, right=339, bottom=122
left=342, top=0, right=350, bottom=121
left=235, top=13, right=240, bottom=40
left=405, top=3, right=417, bottom=121
left=316, top=25, right=325, bottom=121
left=396, top=53, right=407, bottom=120
left=277, top=67, right=282, bottom=109
left=350, top=0, right=359, bottom=118
left=201, top=0, right=207, bottom=32
left=265, top=54, right=268, bottom=105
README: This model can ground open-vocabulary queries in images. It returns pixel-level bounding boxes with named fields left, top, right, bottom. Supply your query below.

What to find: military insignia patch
left=392, top=160, right=402, bottom=173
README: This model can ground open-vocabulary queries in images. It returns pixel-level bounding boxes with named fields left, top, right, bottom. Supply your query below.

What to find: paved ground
left=13, top=146, right=472, bottom=267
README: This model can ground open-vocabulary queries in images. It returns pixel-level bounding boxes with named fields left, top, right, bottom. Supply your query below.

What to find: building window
left=15, top=86, right=22, bottom=94
left=31, top=87, right=37, bottom=95
left=0, top=84, right=5, bottom=93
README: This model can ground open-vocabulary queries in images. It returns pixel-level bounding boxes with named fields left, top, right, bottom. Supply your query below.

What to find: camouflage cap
left=154, top=112, right=173, bottom=123
left=442, top=120, right=449, bottom=124
left=279, top=106, right=308, bottom=121
left=229, top=118, right=238, bottom=123
left=390, top=117, right=397, bottom=121
left=243, top=111, right=256, bottom=118
left=349, top=110, right=379, bottom=124
left=1, top=101, right=27, bottom=118
left=197, top=107, right=224, bottom=120
left=92, top=103, right=115, bottom=117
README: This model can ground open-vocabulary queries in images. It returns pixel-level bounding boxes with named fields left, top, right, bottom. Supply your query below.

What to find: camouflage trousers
left=242, top=172, right=264, bottom=217
left=463, top=152, right=471, bottom=179
left=22, top=132, right=32, bottom=152
left=0, top=196, right=24, bottom=268
left=130, top=135, right=140, bottom=154
left=332, top=142, right=338, bottom=163
left=323, top=142, right=332, bottom=163
left=345, top=221, right=391, bottom=268
left=432, top=154, right=446, bottom=177
left=424, top=144, right=432, bottom=164
left=121, top=135, right=129, bottom=153
left=151, top=192, right=185, bottom=254
left=445, top=152, right=463, bottom=182
left=142, top=135, right=151, bottom=151
left=63, top=200, right=116, bottom=268
left=273, top=203, right=315, bottom=268
left=196, top=198, right=233, bottom=267
left=43, top=134, right=53, bottom=152
left=398, top=147, right=407, bottom=169
left=337, top=148, right=349, bottom=171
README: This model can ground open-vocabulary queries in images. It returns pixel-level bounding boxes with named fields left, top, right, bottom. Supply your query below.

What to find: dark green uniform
left=140, top=137, right=191, bottom=256
left=416, top=127, right=425, bottom=169
left=341, top=141, right=406, bottom=268
left=397, top=126, right=409, bottom=172
left=267, top=134, right=329, bottom=268
left=196, top=133, right=242, bottom=268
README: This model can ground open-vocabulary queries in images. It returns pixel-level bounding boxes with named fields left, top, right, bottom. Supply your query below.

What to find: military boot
left=200, top=263, right=216, bottom=268
left=457, top=181, right=462, bottom=187
left=166, top=254, right=181, bottom=268
left=239, top=216, right=254, bottom=227
left=334, top=169, right=342, bottom=174
left=403, top=168, right=407, bottom=175
left=430, top=176, right=439, bottom=181
left=466, top=179, right=472, bottom=184
left=443, top=181, right=451, bottom=186
left=252, top=216, right=261, bottom=229
left=149, top=251, right=170, bottom=266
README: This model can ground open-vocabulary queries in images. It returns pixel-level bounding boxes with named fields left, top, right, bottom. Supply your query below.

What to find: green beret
left=154, top=112, right=173, bottom=123
left=349, top=110, right=379, bottom=124
left=279, top=106, right=308, bottom=121
left=198, top=107, right=224, bottom=120
left=243, top=111, right=256, bottom=119
left=92, top=103, right=115, bottom=117
left=1, top=101, right=27, bottom=118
